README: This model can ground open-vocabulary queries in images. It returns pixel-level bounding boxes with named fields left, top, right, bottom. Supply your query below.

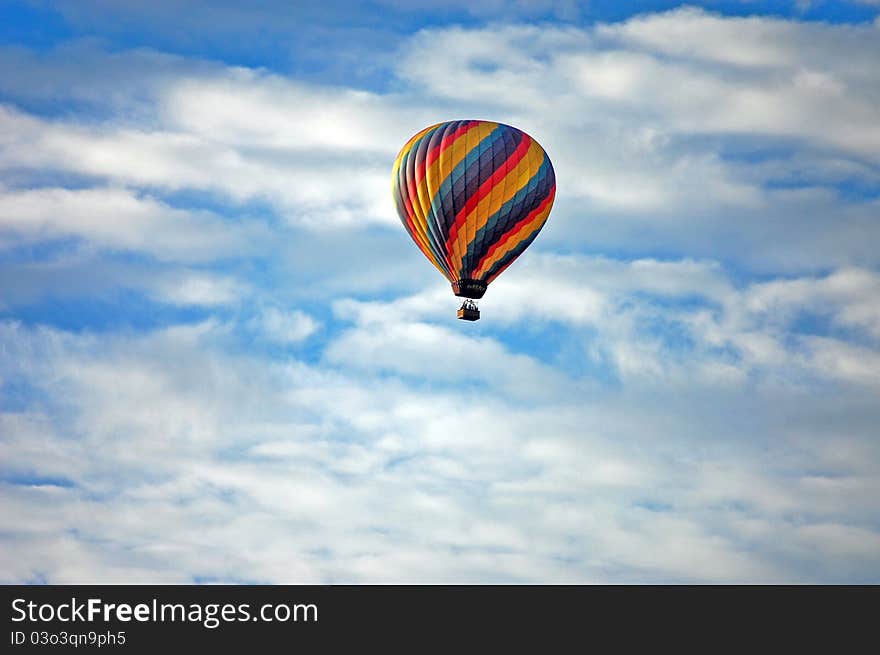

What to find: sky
left=0, top=0, right=879, bottom=583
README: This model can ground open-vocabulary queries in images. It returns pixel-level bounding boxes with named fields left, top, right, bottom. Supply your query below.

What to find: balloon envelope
left=391, top=120, right=556, bottom=299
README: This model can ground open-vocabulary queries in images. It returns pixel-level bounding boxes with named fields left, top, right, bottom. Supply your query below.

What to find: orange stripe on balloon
left=396, top=151, right=446, bottom=275
left=446, top=132, right=532, bottom=254
left=454, top=139, right=546, bottom=275
left=415, top=122, right=488, bottom=277
left=416, top=120, right=479, bottom=187
left=451, top=122, right=494, bottom=281
left=474, top=186, right=555, bottom=279
left=392, top=123, right=439, bottom=180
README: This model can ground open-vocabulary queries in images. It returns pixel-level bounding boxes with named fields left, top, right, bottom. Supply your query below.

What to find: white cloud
left=150, top=272, right=246, bottom=306
left=254, top=307, right=320, bottom=343
left=325, top=319, right=570, bottom=399
left=0, top=183, right=265, bottom=261
left=801, top=336, right=880, bottom=385
left=743, top=268, right=880, bottom=338
left=161, top=72, right=408, bottom=153
left=0, top=102, right=397, bottom=230
left=601, top=7, right=880, bottom=70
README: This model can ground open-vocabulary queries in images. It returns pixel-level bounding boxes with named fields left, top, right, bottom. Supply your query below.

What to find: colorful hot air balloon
left=391, top=120, right=556, bottom=321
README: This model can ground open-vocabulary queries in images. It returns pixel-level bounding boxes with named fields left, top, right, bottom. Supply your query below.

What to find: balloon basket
left=457, top=299, right=480, bottom=321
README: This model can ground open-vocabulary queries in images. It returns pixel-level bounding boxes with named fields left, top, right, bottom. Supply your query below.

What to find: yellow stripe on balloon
left=419, top=122, right=494, bottom=272
left=391, top=123, right=440, bottom=181
left=473, top=197, right=554, bottom=280
left=450, top=137, right=545, bottom=276
left=392, top=123, right=448, bottom=276
left=453, top=122, right=493, bottom=279
left=425, top=124, right=483, bottom=272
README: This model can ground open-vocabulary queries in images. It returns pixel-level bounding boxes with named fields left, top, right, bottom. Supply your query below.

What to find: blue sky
left=1, top=0, right=879, bottom=582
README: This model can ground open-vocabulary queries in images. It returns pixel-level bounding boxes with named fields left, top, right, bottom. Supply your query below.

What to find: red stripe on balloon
left=475, top=183, right=555, bottom=273
left=397, top=163, right=434, bottom=262
left=427, top=121, right=477, bottom=168
left=446, top=133, right=532, bottom=249
left=413, top=121, right=480, bottom=188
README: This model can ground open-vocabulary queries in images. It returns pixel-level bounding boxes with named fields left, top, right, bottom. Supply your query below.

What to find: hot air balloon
left=391, top=120, right=556, bottom=321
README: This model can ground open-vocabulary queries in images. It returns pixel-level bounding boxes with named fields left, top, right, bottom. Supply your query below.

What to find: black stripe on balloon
left=462, top=154, right=554, bottom=278
left=461, top=126, right=520, bottom=279
left=438, top=126, right=523, bottom=251
left=487, top=156, right=554, bottom=253
left=478, top=220, right=546, bottom=284
left=423, top=121, right=465, bottom=243
left=403, top=126, right=452, bottom=274
left=458, top=127, right=516, bottom=278
left=477, top=155, right=551, bottom=272
left=394, top=152, right=419, bottom=242
left=413, top=124, right=452, bottom=271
